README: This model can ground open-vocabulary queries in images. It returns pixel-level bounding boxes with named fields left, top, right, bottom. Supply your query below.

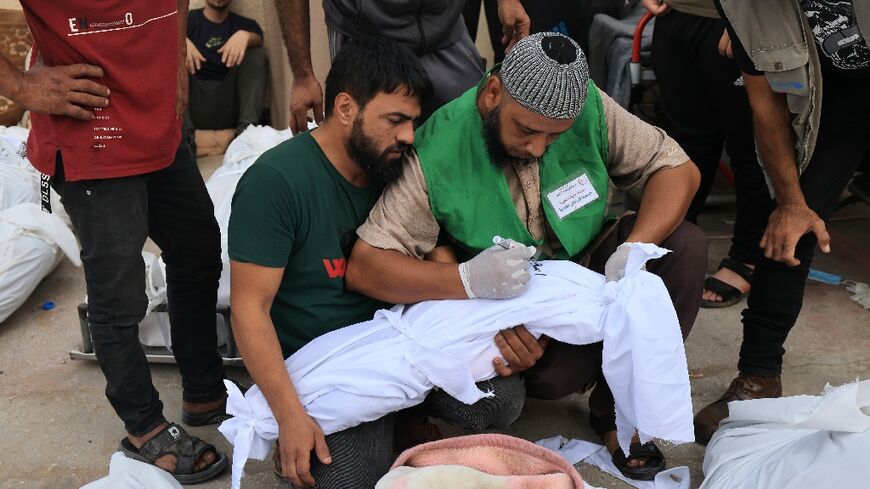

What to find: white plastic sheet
left=220, top=243, right=694, bottom=489
left=700, top=379, right=870, bottom=489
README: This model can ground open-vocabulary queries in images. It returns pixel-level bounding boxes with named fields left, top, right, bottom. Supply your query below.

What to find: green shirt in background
left=228, top=131, right=384, bottom=356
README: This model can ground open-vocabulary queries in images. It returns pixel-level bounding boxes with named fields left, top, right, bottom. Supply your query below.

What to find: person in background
left=185, top=0, right=266, bottom=143
left=694, top=0, right=870, bottom=444
left=641, top=0, right=771, bottom=309
left=274, top=0, right=531, bottom=132
left=0, top=0, right=229, bottom=483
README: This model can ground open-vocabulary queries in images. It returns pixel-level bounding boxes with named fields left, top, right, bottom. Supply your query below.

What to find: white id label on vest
left=546, top=173, right=599, bottom=219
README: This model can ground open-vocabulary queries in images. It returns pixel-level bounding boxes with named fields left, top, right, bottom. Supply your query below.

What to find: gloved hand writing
left=458, top=241, right=536, bottom=299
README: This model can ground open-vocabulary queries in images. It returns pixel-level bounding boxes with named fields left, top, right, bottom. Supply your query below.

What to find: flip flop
left=119, top=423, right=228, bottom=485
left=701, top=256, right=754, bottom=308
left=589, top=412, right=667, bottom=481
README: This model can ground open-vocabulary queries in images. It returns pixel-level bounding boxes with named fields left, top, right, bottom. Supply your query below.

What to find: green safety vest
left=416, top=79, right=609, bottom=261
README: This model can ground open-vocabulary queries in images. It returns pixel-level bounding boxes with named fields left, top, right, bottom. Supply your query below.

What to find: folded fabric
left=375, top=434, right=583, bottom=489
left=700, top=379, right=870, bottom=489
left=220, top=243, right=694, bottom=489
left=376, top=434, right=584, bottom=489
left=538, top=436, right=690, bottom=489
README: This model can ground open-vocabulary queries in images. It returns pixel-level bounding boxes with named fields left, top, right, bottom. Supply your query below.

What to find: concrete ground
left=1, top=158, right=868, bottom=489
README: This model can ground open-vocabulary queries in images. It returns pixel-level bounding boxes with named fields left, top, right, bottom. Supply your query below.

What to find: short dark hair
left=324, top=37, right=431, bottom=117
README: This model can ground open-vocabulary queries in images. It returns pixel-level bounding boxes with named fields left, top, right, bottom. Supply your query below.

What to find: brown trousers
left=523, top=214, right=707, bottom=408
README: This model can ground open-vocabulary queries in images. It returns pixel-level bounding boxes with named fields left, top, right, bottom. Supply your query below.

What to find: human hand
left=718, top=28, right=733, bottom=58
left=759, top=203, right=830, bottom=266
left=641, top=0, right=670, bottom=16
left=493, top=325, right=549, bottom=376
left=11, top=62, right=109, bottom=121
left=498, top=0, right=531, bottom=52
left=458, top=240, right=536, bottom=299
left=290, top=75, right=324, bottom=134
left=218, top=30, right=251, bottom=67
left=604, top=242, right=638, bottom=282
left=185, top=38, right=206, bottom=74
left=275, top=413, right=332, bottom=488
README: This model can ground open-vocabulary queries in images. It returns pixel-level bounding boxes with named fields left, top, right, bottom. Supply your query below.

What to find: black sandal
left=119, top=423, right=228, bottom=484
left=589, top=412, right=666, bottom=481
left=700, top=256, right=754, bottom=308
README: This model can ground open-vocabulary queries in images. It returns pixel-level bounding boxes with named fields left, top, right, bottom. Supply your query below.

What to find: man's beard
left=348, top=116, right=407, bottom=188
left=482, top=106, right=539, bottom=170
left=206, top=0, right=230, bottom=10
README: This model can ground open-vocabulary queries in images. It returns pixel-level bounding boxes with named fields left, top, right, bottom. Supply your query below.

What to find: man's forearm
left=743, top=73, right=803, bottom=205
left=627, top=162, right=700, bottom=244
left=276, top=0, right=314, bottom=78
left=346, top=240, right=467, bottom=304
left=232, top=302, right=306, bottom=423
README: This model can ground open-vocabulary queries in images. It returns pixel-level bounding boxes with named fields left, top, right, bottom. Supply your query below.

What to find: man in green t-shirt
left=227, top=39, right=431, bottom=488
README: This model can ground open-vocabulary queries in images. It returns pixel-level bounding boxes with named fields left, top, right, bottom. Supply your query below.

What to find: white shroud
left=219, top=243, right=694, bottom=489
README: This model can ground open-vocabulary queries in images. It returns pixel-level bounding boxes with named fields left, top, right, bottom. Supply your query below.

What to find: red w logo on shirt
left=322, top=258, right=347, bottom=279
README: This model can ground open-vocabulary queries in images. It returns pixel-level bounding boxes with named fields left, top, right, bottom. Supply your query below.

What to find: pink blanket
left=377, top=434, right=583, bottom=489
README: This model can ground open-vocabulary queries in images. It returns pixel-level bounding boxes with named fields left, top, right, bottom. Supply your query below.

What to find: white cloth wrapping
left=0, top=203, right=81, bottom=322
left=700, top=379, right=870, bottom=489
left=537, top=436, right=691, bottom=489
left=219, top=243, right=694, bottom=489
left=80, top=451, right=182, bottom=489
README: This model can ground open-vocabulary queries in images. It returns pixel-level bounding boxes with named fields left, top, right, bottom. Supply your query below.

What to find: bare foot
left=128, top=423, right=216, bottom=474
left=702, top=264, right=753, bottom=303
left=602, top=430, right=646, bottom=468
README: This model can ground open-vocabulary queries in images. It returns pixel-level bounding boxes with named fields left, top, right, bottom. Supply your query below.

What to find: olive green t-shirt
left=228, top=131, right=383, bottom=356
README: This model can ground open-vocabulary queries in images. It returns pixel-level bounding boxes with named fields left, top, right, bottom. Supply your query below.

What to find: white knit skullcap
left=500, top=32, right=589, bottom=119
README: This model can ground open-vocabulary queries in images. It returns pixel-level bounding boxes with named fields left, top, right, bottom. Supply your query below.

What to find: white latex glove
left=604, top=242, right=641, bottom=282
left=458, top=241, right=536, bottom=299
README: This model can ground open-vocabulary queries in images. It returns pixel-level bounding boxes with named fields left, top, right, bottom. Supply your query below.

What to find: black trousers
left=739, top=69, right=870, bottom=376
left=51, top=143, right=225, bottom=436
left=651, top=9, right=771, bottom=264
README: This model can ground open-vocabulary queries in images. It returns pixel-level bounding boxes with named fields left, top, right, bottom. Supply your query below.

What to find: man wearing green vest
left=346, top=32, right=706, bottom=480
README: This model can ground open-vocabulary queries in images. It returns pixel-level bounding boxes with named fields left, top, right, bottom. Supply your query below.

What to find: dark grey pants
left=327, top=24, right=484, bottom=122
left=291, top=375, right=525, bottom=488
left=185, top=46, right=268, bottom=133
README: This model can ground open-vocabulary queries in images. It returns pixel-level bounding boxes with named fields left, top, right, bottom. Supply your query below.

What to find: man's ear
left=480, top=76, right=504, bottom=112
left=333, top=92, right=358, bottom=127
